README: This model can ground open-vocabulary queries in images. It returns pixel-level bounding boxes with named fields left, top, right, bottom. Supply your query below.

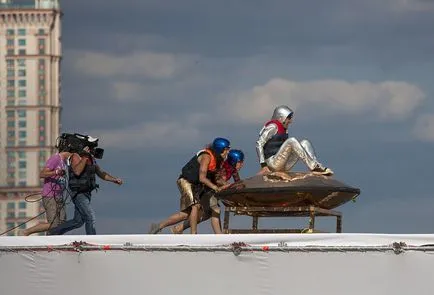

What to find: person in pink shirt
left=20, top=148, right=71, bottom=236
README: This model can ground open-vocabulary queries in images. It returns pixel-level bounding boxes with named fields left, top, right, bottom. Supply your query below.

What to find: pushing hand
left=112, top=178, right=123, bottom=185
left=55, top=169, right=65, bottom=176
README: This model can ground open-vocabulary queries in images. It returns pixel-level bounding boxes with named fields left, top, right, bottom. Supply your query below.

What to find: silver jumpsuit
left=256, top=105, right=331, bottom=174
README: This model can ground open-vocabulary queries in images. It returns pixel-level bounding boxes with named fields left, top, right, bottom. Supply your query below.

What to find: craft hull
left=217, top=172, right=360, bottom=210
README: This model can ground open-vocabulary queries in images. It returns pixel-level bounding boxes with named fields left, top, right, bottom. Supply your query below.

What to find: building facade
left=0, top=0, right=61, bottom=235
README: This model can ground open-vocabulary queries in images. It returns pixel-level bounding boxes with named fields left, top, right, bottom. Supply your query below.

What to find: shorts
left=178, top=177, right=204, bottom=212
left=200, top=190, right=220, bottom=215
left=42, top=197, right=66, bottom=228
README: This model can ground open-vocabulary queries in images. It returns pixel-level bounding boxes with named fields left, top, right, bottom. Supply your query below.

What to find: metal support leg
left=309, top=206, right=315, bottom=232
left=223, top=210, right=230, bottom=234
left=336, top=215, right=342, bottom=233
left=252, top=216, right=259, bottom=232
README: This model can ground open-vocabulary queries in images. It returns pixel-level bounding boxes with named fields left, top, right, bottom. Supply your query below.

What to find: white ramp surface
left=1, top=234, right=433, bottom=295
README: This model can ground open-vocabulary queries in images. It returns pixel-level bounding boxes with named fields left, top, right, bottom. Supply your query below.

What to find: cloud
left=112, top=82, right=144, bottom=101
left=84, top=77, right=427, bottom=150
left=413, top=114, right=434, bottom=142
left=387, top=0, right=434, bottom=12
left=71, top=50, right=193, bottom=79
left=90, top=120, right=202, bottom=150
left=221, top=79, right=426, bottom=124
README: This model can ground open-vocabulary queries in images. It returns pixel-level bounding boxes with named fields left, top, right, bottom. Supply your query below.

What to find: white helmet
left=271, top=105, right=293, bottom=123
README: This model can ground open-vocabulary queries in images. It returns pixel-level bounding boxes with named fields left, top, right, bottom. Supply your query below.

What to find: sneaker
left=148, top=223, right=161, bottom=234
left=312, top=165, right=334, bottom=176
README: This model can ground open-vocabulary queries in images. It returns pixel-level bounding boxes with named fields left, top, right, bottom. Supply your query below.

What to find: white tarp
left=1, top=234, right=434, bottom=295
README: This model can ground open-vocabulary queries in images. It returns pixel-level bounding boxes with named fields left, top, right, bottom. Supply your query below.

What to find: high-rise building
left=0, top=0, right=61, bottom=235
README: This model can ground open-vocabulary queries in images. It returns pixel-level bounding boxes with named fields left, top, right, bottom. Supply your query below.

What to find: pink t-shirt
left=42, top=153, right=67, bottom=198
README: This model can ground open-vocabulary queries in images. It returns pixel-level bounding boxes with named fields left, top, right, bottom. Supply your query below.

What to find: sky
left=49, top=0, right=434, bottom=234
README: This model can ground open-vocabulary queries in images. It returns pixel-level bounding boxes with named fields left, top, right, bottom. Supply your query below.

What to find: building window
left=7, top=69, right=15, bottom=77
left=18, top=80, right=26, bottom=87
left=7, top=90, right=15, bottom=98
left=18, top=69, right=26, bottom=77
left=8, top=130, right=15, bottom=137
left=7, top=160, right=15, bottom=168
left=7, top=111, right=15, bottom=118
left=7, top=121, right=15, bottom=127
left=7, top=59, right=14, bottom=67
left=19, top=131, right=26, bottom=138
left=17, top=110, right=26, bottom=117
left=7, top=203, right=15, bottom=209
left=18, top=28, right=26, bottom=36
left=19, top=161, right=26, bottom=169
left=18, top=151, right=26, bottom=158
left=38, top=39, right=45, bottom=46
left=18, top=49, right=26, bottom=55
left=7, top=29, right=14, bottom=35
left=7, top=80, right=15, bottom=87
left=18, top=121, right=26, bottom=128
left=38, top=28, right=45, bottom=35
left=39, top=47, right=46, bottom=54
left=7, top=39, right=14, bottom=46
left=17, top=59, right=25, bottom=66
left=19, top=181, right=27, bottom=186
left=18, top=39, right=26, bottom=46
left=7, top=49, right=14, bottom=55
left=7, top=212, right=15, bottom=218
left=18, top=90, right=26, bottom=97
left=18, top=212, right=26, bottom=218
left=19, top=171, right=26, bottom=179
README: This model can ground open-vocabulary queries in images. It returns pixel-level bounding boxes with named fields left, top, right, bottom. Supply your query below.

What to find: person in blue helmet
left=148, top=137, right=231, bottom=234
left=171, top=149, right=245, bottom=234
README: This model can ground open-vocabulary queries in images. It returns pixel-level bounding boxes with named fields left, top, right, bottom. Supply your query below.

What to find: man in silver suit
left=256, top=105, right=333, bottom=176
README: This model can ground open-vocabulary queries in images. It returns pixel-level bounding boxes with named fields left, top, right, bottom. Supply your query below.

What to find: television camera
left=57, top=133, right=104, bottom=159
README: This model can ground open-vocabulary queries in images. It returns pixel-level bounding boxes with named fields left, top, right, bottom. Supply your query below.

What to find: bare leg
left=150, top=178, right=197, bottom=234
left=189, top=204, right=200, bottom=234
left=173, top=210, right=212, bottom=233
left=19, top=222, right=51, bottom=236
left=171, top=222, right=185, bottom=234
left=210, top=212, right=222, bottom=234
left=159, top=211, right=189, bottom=230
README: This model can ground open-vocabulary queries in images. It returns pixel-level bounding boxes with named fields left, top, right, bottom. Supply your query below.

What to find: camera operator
left=48, top=142, right=123, bottom=235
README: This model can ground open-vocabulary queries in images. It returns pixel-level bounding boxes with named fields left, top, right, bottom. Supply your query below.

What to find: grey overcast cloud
left=55, top=0, right=434, bottom=234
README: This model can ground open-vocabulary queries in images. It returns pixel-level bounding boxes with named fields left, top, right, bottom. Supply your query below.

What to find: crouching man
left=171, top=149, right=245, bottom=234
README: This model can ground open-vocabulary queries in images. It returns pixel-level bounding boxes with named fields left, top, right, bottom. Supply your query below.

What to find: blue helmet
left=212, top=137, right=230, bottom=153
left=227, top=149, right=244, bottom=166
